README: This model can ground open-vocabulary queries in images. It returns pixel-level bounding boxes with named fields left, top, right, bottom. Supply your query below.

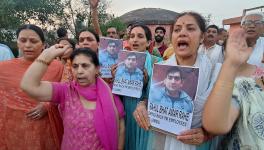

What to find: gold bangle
left=35, top=59, right=50, bottom=66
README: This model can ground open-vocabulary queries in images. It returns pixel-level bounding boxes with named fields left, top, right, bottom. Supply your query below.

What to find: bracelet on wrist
left=35, top=59, right=50, bottom=66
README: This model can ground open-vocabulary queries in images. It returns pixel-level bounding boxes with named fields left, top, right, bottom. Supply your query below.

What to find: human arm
left=118, top=118, right=125, bottom=150
left=202, top=29, right=253, bottom=134
left=133, top=100, right=150, bottom=130
left=20, top=44, right=70, bottom=101
left=89, top=0, right=102, bottom=36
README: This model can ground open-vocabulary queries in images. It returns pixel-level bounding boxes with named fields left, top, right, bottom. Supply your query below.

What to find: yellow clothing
left=163, top=46, right=174, bottom=60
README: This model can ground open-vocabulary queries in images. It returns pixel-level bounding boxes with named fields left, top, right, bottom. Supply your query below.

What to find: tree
left=0, top=0, right=117, bottom=50
left=0, top=0, right=63, bottom=43
left=57, top=0, right=109, bottom=38
left=0, top=0, right=64, bottom=56
left=100, top=17, right=127, bottom=36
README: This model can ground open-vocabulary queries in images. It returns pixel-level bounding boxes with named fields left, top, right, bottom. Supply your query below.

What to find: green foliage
left=0, top=0, right=125, bottom=54
left=100, top=17, right=126, bottom=36
left=0, top=0, right=63, bottom=49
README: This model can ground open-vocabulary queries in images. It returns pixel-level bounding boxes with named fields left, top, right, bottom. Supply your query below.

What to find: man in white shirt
left=242, top=12, right=264, bottom=67
left=198, top=25, right=224, bottom=65
left=0, top=43, right=14, bottom=61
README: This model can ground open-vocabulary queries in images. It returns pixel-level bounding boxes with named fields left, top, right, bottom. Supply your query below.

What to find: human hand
left=133, top=101, right=150, bottom=130
left=111, top=64, right=118, bottom=78
left=42, top=44, right=71, bottom=61
left=89, top=0, right=99, bottom=9
left=26, top=103, right=48, bottom=120
left=225, top=28, right=253, bottom=68
left=61, top=47, right=73, bottom=59
left=176, top=128, right=205, bottom=145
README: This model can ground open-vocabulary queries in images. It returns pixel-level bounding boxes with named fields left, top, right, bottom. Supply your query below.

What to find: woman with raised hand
left=203, top=28, right=264, bottom=149
left=21, top=46, right=125, bottom=150
left=0, top=24, right=63, bottom=150
left=133, top=12, right=219, bottom=150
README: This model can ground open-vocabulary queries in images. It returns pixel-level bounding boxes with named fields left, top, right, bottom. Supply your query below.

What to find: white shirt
left=247, top=37, right=264, bottom=68
left=198, top=44, right=224, bottom=65
left=0, top=44, right=14, bottom=61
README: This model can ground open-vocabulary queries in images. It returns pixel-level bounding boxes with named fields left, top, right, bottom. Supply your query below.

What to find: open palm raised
left=225, top=28, right=253, bottom=67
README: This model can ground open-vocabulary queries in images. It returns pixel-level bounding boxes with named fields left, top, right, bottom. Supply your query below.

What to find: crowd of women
left=0, top=1, right=264, bottom=149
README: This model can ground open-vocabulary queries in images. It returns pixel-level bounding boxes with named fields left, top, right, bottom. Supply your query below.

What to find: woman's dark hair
left=57, top=38, right=76, bottom=49
left=16, top=24, right=45, bottom=42
left=57, top=27, right=67, bottom=38
left=129, top=23, right=152, bottom=41
left=77, top=29, right=100, bottom=43
left=70, top=48, right=99, bottom=67
left=173, top=12, right=206, bottom=33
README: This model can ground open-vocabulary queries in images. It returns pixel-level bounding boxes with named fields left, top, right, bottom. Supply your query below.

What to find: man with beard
left=198, top=25, right=224, bottom=65
left=243, top=12, right=264, bottom=67
left=149, top=26, right=168, bottom=56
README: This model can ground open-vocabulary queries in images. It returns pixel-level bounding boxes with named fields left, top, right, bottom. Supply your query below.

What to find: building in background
left=119, top=8, right=179, bottom=44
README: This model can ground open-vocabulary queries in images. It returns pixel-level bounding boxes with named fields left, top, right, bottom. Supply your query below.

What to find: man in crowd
left=151, top=67, right=193, bottom=113
left=217, top=28, right=228, bottom=46
left=115, top=52, right=143, bottom=81
left=198, top=24, right=224, bottom=65
left=149, top=26, right=168, bottom=56
left=243, top=12, right=264, bottom=67
left=106, top=27, right=119, bottom=39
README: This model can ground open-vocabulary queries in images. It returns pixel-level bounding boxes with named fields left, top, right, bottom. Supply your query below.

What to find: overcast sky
left=107, top=0, right=263, bottom=28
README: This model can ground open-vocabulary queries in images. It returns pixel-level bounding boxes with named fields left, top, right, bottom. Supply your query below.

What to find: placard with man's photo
left=112, top=50, right=146, bottom=98
left=148, top=64, right=199, bottom=136
left=98, top=37, right=123, bottom=78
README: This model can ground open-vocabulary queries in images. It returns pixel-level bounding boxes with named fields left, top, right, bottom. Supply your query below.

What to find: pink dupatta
left=72, top=77, right=119, bottom=150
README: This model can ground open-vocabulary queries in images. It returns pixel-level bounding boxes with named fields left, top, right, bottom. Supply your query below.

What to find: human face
left=72, top=54, right=99, bottom=86
left=59, top=39, right=73, bottom=59
left=107, top=42, right=118, bottom=55
left=164, top=72, right=183, bottom=94
left=78, top=31, right=99, bottom=53
left=17, top=29, right=44, bottom=61
left=155, top=29, right=165, bottom=43
left=129, top=27, right=149, bottom=52
left=205, top=28, right=218, bottom=44
left=172, top=15, right=204, bottom=59
left=124, top=55, right=137, bottom=70
left=242, top=15, right=263, bottom=40
left=107, top=27, right=118, bottom=39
